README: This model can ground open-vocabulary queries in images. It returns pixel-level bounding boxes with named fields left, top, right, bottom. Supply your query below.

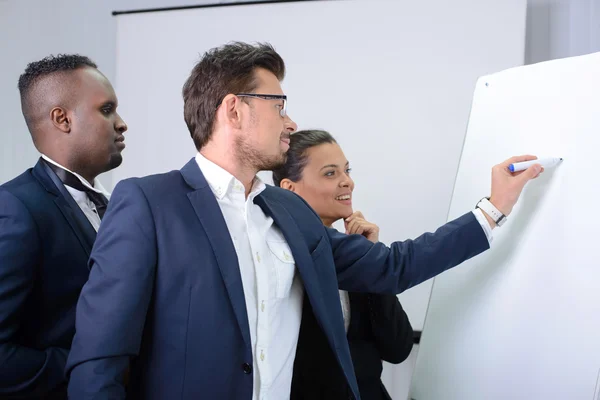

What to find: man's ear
left=220, top=94, right=243, bottom=130
left=279, top=178, right=296, bottom=192
left=50, top=107, right=71, bottom=133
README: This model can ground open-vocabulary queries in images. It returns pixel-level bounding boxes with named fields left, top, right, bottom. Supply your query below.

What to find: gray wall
left=526, top=0, right=600, bottom=64
left=1, top=0, right=599, bottom=187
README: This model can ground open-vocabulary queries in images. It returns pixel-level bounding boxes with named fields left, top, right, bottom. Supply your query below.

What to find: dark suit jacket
left=291, top=292, right=412, bottom=400
left=0, top=159, right=96, bottom=399
left=66, top=158, right=489, bottom=400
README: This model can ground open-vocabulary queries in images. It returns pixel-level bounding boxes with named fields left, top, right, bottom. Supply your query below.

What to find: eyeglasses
left=236, top=93, right=288, bottom=117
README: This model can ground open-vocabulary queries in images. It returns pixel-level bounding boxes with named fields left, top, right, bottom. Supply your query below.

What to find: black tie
left=43, top=160, right=108, bottom=219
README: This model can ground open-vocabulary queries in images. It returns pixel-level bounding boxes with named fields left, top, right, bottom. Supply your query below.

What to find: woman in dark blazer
left=273, top=129, right=414, bottom=399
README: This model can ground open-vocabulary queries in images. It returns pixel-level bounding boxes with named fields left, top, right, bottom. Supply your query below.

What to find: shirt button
left=256, top=252, right=261, bottom=263
left=261, top=300, right=265, bottom=312
left=242, top=363, right=252, bottom=374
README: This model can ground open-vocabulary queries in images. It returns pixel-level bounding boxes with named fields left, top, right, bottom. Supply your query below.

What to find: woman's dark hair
left=272, top=129, right=337, bottom=187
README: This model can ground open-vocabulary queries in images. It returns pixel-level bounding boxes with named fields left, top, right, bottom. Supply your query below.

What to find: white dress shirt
left=195, top=153, right=303, bottom=400
left=472, top=208, right=494, bottom=244
left=41, top=155, right=110, bottom=232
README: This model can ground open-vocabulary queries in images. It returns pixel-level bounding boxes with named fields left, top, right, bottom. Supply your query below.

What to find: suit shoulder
left=0, top=169, right=38, bottom=194
left=263, top=185, right=320, bottom=219
left=114, top=169, right=185, bottom=195
left=0, top=169, right=47, bottom=209
left=263, top=185, right=306, bottom=205
left=0, top=173, right=39, bottom=225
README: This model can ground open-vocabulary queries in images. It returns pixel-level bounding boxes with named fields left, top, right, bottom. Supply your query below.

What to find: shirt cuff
left=472, top=208, right=493, bottom=245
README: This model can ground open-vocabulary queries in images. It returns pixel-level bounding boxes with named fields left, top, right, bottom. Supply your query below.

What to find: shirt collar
left=41, top=154, right=111, bottom=199
left=194, top=152, right=265, bottom=200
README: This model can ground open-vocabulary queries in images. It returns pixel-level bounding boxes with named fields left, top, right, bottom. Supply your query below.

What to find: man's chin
left=108, top=153, right=123, bottom=170
left=273, top=153, right=287, bottom=169
left=258, top=153, right=287, bottom=171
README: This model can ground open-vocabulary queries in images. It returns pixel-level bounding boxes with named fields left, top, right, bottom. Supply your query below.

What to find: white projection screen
left=410, top=52, right=600, bottom=400
left=114, top=0, right=526, bottom=397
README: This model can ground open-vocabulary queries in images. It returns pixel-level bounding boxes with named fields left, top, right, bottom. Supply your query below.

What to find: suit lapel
left=33, top=159, right=96, bottom=259
left=180, top=159, right=251, bottom=348
left=253, top=193, right=336, bottom=343
left=257, top=190, right=361, bottom=399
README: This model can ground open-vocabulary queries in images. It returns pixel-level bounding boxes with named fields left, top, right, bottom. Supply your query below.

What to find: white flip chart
left=410, top=52, right=600, bottom=400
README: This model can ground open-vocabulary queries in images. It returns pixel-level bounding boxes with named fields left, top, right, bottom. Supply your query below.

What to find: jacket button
left=242, top=363, right=252, bottom=374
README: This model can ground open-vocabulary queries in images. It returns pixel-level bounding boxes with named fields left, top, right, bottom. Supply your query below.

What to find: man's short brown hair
left=182, top=42, right=286, bottom=150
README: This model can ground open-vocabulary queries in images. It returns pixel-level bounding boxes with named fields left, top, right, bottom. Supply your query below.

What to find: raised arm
left=329, top=211, right=489, bottom=293
left=329, top=156, right=543, bottom=294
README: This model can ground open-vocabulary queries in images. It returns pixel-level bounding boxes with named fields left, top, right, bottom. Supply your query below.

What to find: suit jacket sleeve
left=0, top=189, right=69, bottom=398
left=327, top=212, right=489, bottom=294
left=367, top=294, right=414, bottom=364
left=66, top=180, right=157, bottom=399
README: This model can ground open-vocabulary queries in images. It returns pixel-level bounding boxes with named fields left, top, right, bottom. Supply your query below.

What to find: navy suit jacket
left=0, top=159, right=97, bottom=399
left=66, top=158, right=489, bottom=400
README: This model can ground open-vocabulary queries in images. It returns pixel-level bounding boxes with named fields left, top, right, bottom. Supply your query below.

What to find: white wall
left=0, top=0, right=257, bottom=187
left=2, top=0, right=599, bottom=187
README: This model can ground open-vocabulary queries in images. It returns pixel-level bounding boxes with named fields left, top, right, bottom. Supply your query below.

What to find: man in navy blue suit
left=0, top=54, right=127, bottom=399
left=66, top=42, right=543, bottom=400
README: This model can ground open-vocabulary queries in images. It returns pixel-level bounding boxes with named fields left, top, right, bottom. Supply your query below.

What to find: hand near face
left=344, top=211, right=380, bottom=243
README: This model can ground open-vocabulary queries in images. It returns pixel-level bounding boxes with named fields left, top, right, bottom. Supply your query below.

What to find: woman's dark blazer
left=291, top=291, right=413, bottom=399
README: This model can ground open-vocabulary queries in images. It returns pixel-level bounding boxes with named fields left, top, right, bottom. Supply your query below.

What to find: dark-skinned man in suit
left=0, top=54, right=127, bottom=399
